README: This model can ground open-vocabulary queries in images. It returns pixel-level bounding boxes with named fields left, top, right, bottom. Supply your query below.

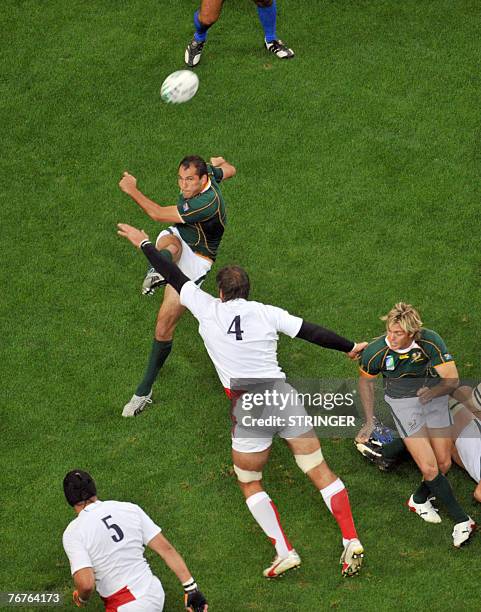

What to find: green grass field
left=2, top=1, right=481, bottom=610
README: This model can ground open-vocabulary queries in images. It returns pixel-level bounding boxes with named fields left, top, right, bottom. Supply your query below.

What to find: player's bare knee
left=199, top=6, right=222, bottom=26
left=438, top=459, right=452, bottom=474
left=473, top=488, right=481, bottom=503
left=294, top=448, right=324, bottom=474
left=420, top=464, right=438, bottom=481
left=155, top=318, right=177, bottom=341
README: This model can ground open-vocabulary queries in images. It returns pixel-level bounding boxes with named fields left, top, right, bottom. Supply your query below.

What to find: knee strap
left=294, top=448, right=324, bottom=473
left=234, top=465, right=263, bottom=483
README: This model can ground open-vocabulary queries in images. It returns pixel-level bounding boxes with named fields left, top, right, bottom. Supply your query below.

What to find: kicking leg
left=142, top=234, right=182, bottom=296
left=285, top=434, right=363, bottom=577
left=185, top=0, right=224, bottom=67
left=122, top=285, right=186, bottom=417
left=232, top=446, right=300, bottom=578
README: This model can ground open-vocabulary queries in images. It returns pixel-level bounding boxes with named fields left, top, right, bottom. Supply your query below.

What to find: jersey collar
left=201, top=178, right=211, bottom=193
left=81, top=500, right=103, bottom=513
left=385, top=336, right=419, bottom=354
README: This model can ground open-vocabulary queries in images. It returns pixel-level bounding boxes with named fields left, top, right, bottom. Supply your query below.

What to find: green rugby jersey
left=175, top=164, right=226, bottom=260
left=360, top=328, right=454, bottom=399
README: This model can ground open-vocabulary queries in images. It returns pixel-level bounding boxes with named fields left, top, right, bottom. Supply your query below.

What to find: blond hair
left=381, top=302, right=423, bottom=336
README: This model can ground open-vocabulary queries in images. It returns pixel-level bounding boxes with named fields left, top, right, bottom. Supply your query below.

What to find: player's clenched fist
left=184, top=583, right=208, bottom=612
left=119, top=171, right=137, bottom=194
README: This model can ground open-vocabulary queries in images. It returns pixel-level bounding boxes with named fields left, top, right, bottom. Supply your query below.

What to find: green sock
left=136, top=339, right=173, bottom=396
left=413, top=481, right=430, bottom=504
left=425, top=473, right=469, bottom=523
left=158, top=249, right=173, bottom=262
left=382, top=438, right=406, bottom=461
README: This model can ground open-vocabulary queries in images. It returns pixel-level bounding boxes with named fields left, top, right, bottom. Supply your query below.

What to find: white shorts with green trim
left=385, top=394, right=452, bottom=438
left=156, top=226, right=212, bottom=284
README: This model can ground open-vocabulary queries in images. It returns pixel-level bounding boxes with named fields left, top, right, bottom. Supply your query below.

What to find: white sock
left=246, top=491, right=292, bottom=558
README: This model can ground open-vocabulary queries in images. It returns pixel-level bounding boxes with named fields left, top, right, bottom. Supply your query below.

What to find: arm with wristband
left=147, top=533, right=207, bottom=611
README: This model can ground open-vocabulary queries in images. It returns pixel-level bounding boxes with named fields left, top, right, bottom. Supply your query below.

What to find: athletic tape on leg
left=294, top=448, right=324, bottom=473
left=234, top=465, right=263, bottom=483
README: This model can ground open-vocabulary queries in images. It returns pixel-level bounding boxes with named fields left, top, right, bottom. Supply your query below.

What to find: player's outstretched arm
left=118, top=172, right=183, bottom=224
left=209, top=156, right=236, bottom=180
left=117, top=223, right=189, bottom=294
left=147, top=533, right=208, bottom=612
left=72, top=568, right=95, bottom=607
left=296, top=320, right=364, bottom=354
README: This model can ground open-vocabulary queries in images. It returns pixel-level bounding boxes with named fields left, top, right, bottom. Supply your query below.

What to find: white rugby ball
left=160, top=70, right=199, bottom=104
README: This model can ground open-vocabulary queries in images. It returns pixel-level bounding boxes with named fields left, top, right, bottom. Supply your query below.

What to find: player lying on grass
left=118, top=155, right=236, bottom=418
left=62, top=470, right=207, bottom=611
left=185, top=0, right=294, bottom=67
left=358, top=385, right=481, bottom=503
left=356, top=303, right=475, bottom=547
left=118, top=222, right=367, bottom=579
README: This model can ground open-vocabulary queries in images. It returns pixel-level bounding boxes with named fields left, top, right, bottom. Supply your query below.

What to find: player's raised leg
left=185, top=0, right=224, bottom=67
left=122, top=286, right=186, bottom=417
left=285, top=434, right=363, bottom=577
left=254, top=0, right=294, bottom=59
left=232, top=445, right=301, bottom=578
left=142, top=234, right=182, bottom=296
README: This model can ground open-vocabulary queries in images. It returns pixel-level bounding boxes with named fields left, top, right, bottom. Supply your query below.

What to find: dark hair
left=216, top=266, right=250, bottom=301
left=178, top=155, right=208, bottom=178
left=63, top=470, right=97, bottom=506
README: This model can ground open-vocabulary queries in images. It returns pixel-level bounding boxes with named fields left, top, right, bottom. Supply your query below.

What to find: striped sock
left=246, top=491, right=292, bottom=557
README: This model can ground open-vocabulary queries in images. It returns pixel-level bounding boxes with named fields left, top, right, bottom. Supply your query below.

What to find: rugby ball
left=160, top=70, right=199, bottom=104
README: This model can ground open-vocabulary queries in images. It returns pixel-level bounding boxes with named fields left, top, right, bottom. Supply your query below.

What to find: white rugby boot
left=340, top=539, right=364, bottom=577
left=263, top=549, right=301, bottom=578
left=122, top=391, right=153, bottom=417
left=452, top=517, right=476, bottom=547
left=407, top=494, right=442, bottom=524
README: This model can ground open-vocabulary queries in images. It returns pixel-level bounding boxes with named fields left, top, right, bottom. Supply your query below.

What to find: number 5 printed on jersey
left=101, top=515, right=125, bottom=542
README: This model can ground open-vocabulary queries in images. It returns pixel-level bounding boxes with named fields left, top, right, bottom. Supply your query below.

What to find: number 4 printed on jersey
left=227, top=316, right=244, bottom=340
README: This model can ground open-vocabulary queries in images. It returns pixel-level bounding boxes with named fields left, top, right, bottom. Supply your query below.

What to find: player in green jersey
left=356, top=302, right=475, bottom=547
left=118, top=155, right=236, bottom=417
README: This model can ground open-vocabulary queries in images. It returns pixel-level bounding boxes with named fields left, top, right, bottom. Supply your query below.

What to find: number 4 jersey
left=62, top=500, right=161, bottom=599
left=179, top=280, right=303, bottom=388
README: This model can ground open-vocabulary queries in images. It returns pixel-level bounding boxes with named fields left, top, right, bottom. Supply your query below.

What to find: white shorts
left=455, top=419, right=481, bottom=484
left=386, top=394, right=452, bottom=438
left=156, top=226, right=212, bottom=284
left=118, top=576, right=165, bottom=611
left=231, top=381, right=314, bottom=453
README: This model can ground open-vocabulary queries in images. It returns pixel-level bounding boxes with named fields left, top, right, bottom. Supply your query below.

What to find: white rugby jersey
left=62, top=500, right=161, bottom=598
left=180, top=281, right=303, bottom=388
left=455, top=419, right=481, bottom=484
